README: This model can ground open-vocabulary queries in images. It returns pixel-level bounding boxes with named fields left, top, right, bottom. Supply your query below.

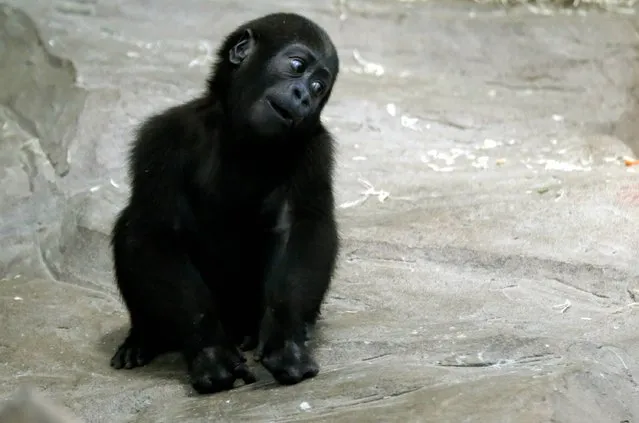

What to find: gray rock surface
left=1, top=0, right=639, bottom=422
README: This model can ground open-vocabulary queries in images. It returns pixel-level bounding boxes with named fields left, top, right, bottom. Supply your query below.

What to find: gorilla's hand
left=258, top=338, right=319, bottom=385
left=188, top=345, right=256, bottom=394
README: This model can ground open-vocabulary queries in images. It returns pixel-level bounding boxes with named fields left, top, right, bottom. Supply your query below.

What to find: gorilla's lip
left=267, top=99, right=294, bottom=125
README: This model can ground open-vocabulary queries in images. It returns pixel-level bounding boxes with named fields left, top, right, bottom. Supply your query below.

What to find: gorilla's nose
left=290, top=83, right=311, bottom=114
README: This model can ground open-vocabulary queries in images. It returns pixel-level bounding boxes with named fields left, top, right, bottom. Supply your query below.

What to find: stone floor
left=1, top=0, right=639, bottom=421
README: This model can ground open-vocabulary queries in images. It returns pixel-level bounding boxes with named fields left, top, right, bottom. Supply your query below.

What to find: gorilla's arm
left=126, top=110, right=199, bottom=233
left=257, top=136, right=339, bottom=384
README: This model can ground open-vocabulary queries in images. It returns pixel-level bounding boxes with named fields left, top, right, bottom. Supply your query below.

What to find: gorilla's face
left=227, top=29, right=339, bottom=139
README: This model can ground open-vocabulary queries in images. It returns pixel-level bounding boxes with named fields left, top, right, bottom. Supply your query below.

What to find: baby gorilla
left=109, top=12, right=340, bottom=394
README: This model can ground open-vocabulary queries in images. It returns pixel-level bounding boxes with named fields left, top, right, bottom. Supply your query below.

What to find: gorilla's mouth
left=268, top=100, right=293, bottom=125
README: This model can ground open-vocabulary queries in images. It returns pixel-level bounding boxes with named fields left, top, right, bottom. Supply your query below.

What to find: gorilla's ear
left=229, top=29, right=255, bottom=65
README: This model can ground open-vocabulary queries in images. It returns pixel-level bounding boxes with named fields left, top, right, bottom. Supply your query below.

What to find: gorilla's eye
left=290, top=58, right=305, bottom=73
left=310, top=81, right=324, bottom=95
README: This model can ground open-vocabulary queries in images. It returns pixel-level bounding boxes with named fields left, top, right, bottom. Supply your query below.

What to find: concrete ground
left=1, top=0, right=639, bottom=421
